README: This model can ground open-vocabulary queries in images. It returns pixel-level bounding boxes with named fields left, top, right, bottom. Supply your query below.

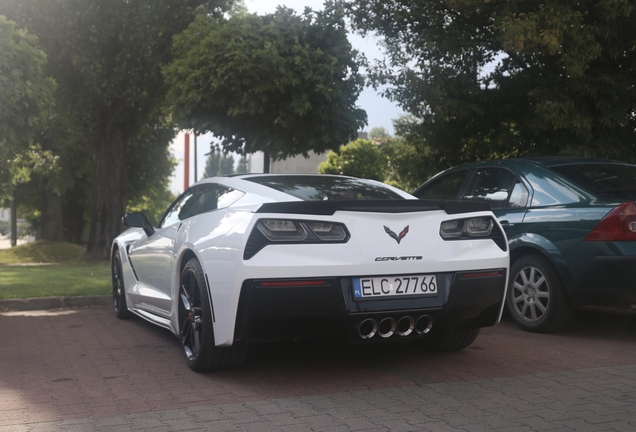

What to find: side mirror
left=122, top=212, right=155, bottom=237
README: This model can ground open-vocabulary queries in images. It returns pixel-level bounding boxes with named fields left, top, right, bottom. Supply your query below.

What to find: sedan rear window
left=413, top=169, right=469, bottom=200
left=245, top=175, right=405, bottom=200
left=551, top=163, right=636, bottom=201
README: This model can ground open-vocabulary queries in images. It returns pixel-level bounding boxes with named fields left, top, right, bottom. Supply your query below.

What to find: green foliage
left=318, top=139, right=386, bottom=181
left=127, top=187, right=176, bottom=227
left=164, top=2, right=367, bottom=159
left=0, top=16, right=55, bottom=144
left=7, top=144, right=61, bottom=190
left=126, top=118, right=179, bottom=208
left=0, top=16, right=56, bottom=199
left=203, top=148, right=235, bottom=178
left=318, top=127, right=432, bottom=192
left=0, top=240, right=84, bottom=264
left=344, top=0, right=636, bottom=175
left=1, top=0, right=231, bottom=257
left=377, top=124, right=430, bottom=192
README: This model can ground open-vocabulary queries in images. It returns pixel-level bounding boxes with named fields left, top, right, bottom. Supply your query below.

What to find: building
left=246, top=132, right=368, bottom=174
left=248, top=151, right=328, bottom=174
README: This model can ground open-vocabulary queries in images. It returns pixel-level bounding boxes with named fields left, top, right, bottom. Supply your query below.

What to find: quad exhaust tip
left=378, top=317, right=396, bottom=338
left=415, top=315, right=433, bottom=334
left=358, top=318, right=377, bottom=339
left=396, top=316, right=415, bottom=337
left=357, top=315, right=433, bottom=339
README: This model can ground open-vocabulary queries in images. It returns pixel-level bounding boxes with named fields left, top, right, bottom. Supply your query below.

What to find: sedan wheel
left=178, top=258, right=247, bottom=372
left=111, top=251, right=131, bottom=319
left=506, top=254, right=573, bottom=333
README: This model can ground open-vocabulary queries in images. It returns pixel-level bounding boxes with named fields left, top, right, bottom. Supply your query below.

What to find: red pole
left=184, top=133, right=190, bottom=191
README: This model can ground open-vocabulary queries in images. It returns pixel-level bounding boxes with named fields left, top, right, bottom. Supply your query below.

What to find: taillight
left=244, top=219, right=350, bottom=260
left=440, top=217, right=494, bottom=239
left=439, top=216, right=507, bottom=252
left=584, top=201, right=636, bottom=242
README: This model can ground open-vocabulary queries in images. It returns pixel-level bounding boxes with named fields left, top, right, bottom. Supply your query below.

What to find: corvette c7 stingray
left=111, top=174, right=509, bottom=371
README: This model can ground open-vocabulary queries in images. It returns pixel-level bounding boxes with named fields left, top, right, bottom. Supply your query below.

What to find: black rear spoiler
left=255, top=200, right=491, bottom=216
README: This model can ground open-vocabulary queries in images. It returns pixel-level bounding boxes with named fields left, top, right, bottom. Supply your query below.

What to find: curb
left=0, top=295, right=111, bottom=311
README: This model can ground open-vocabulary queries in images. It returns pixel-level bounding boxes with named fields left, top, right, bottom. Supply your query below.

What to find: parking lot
left=1, top=305, right=636, bottom=431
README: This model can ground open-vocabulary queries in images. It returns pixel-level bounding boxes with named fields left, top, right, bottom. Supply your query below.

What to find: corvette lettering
left=375, top=256, right=423, bottom=261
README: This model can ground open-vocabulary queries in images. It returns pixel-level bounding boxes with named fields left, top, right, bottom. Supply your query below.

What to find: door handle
left=499, top=220, right=514, bottom=227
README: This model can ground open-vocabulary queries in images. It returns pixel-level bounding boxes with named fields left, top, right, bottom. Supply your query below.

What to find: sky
left=169, top=0, right=402, bottom=194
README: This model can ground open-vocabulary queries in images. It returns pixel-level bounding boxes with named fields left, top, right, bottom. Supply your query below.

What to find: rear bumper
left=233, top=269, right=507, bottom=344
left=572, top=257, right=636, bottom=306
left=563, top=243, right=636, bottom=306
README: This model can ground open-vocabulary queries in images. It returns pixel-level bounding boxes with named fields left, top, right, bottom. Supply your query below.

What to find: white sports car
left=111, top=174, right=509, bottom=372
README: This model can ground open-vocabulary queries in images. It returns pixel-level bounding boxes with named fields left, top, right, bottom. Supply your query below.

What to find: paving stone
left=3, top=307, right=636, bottom=431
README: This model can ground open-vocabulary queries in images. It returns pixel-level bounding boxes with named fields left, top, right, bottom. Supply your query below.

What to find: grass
left=0, top=240, right=86, bottom=264
left=0, top=241, right=111, bottom=299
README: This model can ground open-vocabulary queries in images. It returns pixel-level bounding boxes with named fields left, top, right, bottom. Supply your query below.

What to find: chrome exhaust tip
left=358, top=318, right=378, bottom=339
left=378, top=317, right=397, bottom=338
left=415, top=315, right=433, bottom=335
left=396, top=316, right=415, bottom=337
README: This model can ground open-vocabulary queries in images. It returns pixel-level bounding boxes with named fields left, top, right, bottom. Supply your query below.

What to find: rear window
left=413, top=169, right=469, bottom=200
left=551, top=163, right=636, bottom=201
left=245, top=175, right=405, bottom=200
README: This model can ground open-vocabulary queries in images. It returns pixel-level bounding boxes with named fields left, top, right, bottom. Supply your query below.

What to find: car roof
left=191, top=173, right=416, bottom=202
left=436, top=156, right=633, bottom=173
left=513, top=156, right=631, bottom=168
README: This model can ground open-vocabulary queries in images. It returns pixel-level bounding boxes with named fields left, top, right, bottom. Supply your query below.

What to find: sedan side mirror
left=122, top=212, right=155, bottom=237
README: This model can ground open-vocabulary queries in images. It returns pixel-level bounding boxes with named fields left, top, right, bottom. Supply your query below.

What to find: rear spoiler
left=255, top=200, right=491, bottom=216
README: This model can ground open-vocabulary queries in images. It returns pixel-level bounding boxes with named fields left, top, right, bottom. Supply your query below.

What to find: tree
left=1, top=0, right=232, bottom=259
left=204, top=150, right=221, bottom=179
left=0, top=16, right=55, bottom=195
left=127, top=186, right=176, bottom=227
left=164, top=2, right=367, bottom=164
left=372, top=125, right=429, bottom=192
left=0, top=16, right=56, bottom=244
left=235, top=155, right=249, bottom=174
left=344, top=0, right=636, bottom=175
left=203, top=148, right=235, bottom=177
left=318, top=139, right=386, bottom=181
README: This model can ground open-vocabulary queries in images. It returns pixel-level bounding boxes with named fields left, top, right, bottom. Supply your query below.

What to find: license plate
left=353, top=275, right=438, bottom=299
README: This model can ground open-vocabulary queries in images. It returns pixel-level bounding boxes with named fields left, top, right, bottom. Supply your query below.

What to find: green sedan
left=413, top=157, right=636, bottom=333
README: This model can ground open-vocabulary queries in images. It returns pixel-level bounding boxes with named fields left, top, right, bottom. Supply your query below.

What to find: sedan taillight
left=584, top=201, right=636, bottom=242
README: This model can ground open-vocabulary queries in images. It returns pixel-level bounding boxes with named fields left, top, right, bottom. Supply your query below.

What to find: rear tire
left=419, top=326, right=480, bottom=351
left=506, top=254, right=573, bottom=333
left=111, top=250, right=132, bottom=319
left=179, top=258, right=247, bottom=372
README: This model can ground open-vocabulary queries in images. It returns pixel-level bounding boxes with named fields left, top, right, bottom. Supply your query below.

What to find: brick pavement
left=1, top=306, right=636, bottom=431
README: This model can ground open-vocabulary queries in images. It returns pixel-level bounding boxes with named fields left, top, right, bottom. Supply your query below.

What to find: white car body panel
left=197, top=208, right=508, bottom=346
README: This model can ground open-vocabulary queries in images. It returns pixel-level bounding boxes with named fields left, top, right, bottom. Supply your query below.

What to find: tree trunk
left=85, top=128, right=127, bottom=260
left=62, top=186, right=87, bottom=245
left=39, top=178, right=64, bottom=241
left=10, top=192, right=17, bottom=247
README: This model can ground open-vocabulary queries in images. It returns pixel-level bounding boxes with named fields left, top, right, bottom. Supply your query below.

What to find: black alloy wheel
left=110, top=250, right=132, bottom=319
left=178, top=258, right=247, bottom=372
left=111, top=250, right=131, bottom=319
